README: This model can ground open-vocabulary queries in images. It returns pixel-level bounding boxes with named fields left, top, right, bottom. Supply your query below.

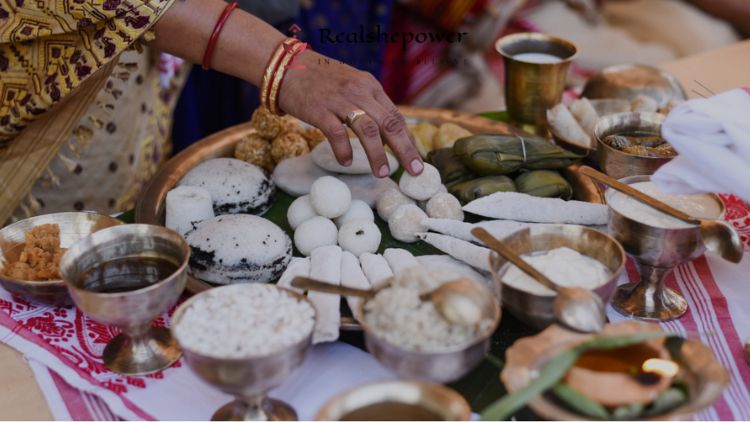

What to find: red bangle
left=202, top=2, right=239, bottom=70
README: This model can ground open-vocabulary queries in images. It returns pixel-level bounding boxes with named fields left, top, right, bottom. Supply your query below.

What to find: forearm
left=153, top=0, right=285, bottom=86
left=687, top=0, right=750, bottom=36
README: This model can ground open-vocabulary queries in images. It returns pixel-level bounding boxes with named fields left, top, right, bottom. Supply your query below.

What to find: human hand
left=278, top=49, right=424, bottom=177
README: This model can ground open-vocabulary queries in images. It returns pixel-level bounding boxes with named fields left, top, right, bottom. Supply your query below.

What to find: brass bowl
left=595, top=112, right=671, bottom=179
left=489, top=224, right=626, bottom=330
left=582, top=64, right=686, bottom=107
left=0, top=212, right=123, bottom=305
left=60, top=224, right=189, bottom=375
left=315, top=380, right=472, bottom=421
left=357, top=277, right=501, bottom=384
left=501, top=322, right=729, bottom=421
left=550, top=99, right=631, bottom=156
left=172, top=285, right=315, bottom=421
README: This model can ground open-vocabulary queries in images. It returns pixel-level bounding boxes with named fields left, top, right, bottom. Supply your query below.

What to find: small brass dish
left=315, top=380, right=472, bottom=421
left=489, top=224, right=626, bottom=330
left=0, top=212, right=123, bottom=305
left=501, top=322, right=729, bottom=421
left=595, top=112, right=671, bottom=179
left=582, top=64, right=686, bottom=106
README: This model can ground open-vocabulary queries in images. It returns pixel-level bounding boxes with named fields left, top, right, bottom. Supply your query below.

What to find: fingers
left=317, top=113, right=353, bottom=166
left=347, top=112, right=391, bottom=178
left=360, top=94, right=424, bottom=176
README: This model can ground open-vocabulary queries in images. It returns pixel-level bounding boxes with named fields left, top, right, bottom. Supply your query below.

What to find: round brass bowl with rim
left=489, top=224, right=626, bottom=330
left=315, top=380, right=472, bottom=421
left=356, top=276, right=501, bottom=384
left=581, top=64, right=686, bottom=106
left=595, top=112, right=672, bottom=180
left=501, top=322, right=729, bottom=421
left=0, top=212, right=123, bottom=305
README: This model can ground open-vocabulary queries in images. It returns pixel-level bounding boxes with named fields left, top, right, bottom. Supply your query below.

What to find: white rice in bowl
left=173, top=284, right=315, bottom=359
left=363, top=266, right=494, bottom=353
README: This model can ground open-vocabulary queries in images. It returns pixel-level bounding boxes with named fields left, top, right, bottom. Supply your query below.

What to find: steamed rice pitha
left=179, top=158, right=275, bottom=215
left=186, top=214, right=292, bottom=285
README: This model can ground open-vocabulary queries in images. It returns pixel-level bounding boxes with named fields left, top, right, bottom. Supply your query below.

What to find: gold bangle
left=268, top=41, right=306, bottom=115
left=260, top=38, right=299, bottom=110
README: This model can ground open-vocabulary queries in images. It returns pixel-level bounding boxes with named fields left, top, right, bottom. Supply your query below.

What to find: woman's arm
left=153, top=0, right=423, bottom=177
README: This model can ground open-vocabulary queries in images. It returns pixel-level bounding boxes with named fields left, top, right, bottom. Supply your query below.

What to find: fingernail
left=410, top=159, right=424, bottom=174
left=378, top=164, right=389, bottom=178
left=343, top=158, right=352, bottom=166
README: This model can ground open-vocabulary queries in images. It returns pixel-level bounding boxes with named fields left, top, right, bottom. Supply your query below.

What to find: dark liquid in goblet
left=76, top=256, right=178, bottom=293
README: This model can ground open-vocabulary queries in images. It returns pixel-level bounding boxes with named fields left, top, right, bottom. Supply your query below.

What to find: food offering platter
left=135, top=106, right=604, bottom=298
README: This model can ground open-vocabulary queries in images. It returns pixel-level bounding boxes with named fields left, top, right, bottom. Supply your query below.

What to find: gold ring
left=345, top=109, right=367, bottom=126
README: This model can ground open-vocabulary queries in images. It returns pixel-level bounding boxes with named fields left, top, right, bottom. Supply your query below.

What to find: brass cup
left=606, top=175, right=725, bottom=321
left=315, top=380, right=472, bottom=421
left=489, top=225, right=626, bottom=330
left=60, top=224, right=189, bottom=375
left=595, top=112, right=673, bottom=179
left=495, top=32, right=578, bottom=128
left=172, top=285, right=315, bottom=421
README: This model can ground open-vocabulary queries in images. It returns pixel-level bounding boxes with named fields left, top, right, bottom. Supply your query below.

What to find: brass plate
left=135, top=107, right=603, bottom=329
left=501, top=322, right=729, bottom=421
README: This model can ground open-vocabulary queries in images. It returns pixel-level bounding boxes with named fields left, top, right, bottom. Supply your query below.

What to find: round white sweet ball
left=398, top=163, right=442, bottom=201
left=426, top=192, right=464, bottom=221
left=287, top=195, right=318, bottom=230
left=335, top=200, right=374, bottom=228
left=338, top=220, right=381, bottom=257
left=388, top=204, right=428, bottom=243
left=376, top=188, right=415, bottom=221
left=310, top=176, right=352, bottom=218
left=294, top=216, right=338, bottom=256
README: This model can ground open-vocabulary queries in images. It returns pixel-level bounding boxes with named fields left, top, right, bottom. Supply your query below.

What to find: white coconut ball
left=398, top=163, right=442, bottom=201
left=376, top=188, right=415, bottom=221
left=310, top=176, right=352, bottom=218
left=294, top=216, right=338, bottom=256
left=287, top=195, right=318, bottom=230
left=426, top=192, right=464, bottom=221
left=335, top=199, right=374, bottom=228
left=338, top=219, right=381, bottom=256
left=388, top=204, right=428, bottom=243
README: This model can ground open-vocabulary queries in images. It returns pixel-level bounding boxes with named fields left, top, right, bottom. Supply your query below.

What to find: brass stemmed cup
left=604, top=175, right=731, bottom=321
left=60, top=224, right=189, bottom=375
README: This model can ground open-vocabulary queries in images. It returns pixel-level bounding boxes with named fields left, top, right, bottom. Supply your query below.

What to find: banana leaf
left=449, top=175, right=516, bottom=204
left=428, top=147, right=476, bottom=186
left=454, top=135, right=582, bottom=176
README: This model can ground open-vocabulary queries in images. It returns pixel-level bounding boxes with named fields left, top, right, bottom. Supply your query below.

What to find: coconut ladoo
left=453, top=135, right=582, bottom=175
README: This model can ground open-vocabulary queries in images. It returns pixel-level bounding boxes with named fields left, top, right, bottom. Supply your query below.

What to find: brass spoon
left=472, top=227, right=606, bottom=333
left=291, top=276, right=485, bottom=326
left=580, top=166, right=744, bottom=264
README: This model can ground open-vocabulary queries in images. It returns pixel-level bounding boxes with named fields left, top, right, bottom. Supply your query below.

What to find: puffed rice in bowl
left=359, top=266, right=501, bottom=383
left=172, top=283, right=316, bottom=359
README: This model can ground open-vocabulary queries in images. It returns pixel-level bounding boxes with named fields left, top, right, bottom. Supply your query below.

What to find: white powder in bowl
left=363, top=266, right=493, bottom=352
left=173, top=284, right=315, bottom=359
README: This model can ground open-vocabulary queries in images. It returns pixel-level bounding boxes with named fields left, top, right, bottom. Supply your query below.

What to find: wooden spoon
left=579, top=166, right=743, bottom=264
left=472, top=227, right=606, bottom=333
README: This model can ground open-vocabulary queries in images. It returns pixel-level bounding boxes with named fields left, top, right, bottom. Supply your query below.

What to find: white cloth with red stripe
left=1, top=194, right=749, bottom=420
left=654, top=88, right=750, bottom=203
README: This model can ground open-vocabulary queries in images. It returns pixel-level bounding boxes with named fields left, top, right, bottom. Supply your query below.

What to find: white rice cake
left=277, top=257, right=310, bottom=294
left=359, top=253, right=393, bottom=289
left=383, top=248, right=420, bottom=273
left=308, top=245, right=342, bottom=343
left=464, top=192, right=609, bottom=225
left=312, top=138, right=398, bottom=174
left=340, top=251, right=371, bottom=320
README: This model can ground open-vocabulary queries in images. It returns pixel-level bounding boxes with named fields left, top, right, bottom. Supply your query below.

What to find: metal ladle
left=472, top=227, right=606, bottom=333
left=291, top=276, right=486, bottom=326
left=579, top=166, right=743, bottom=264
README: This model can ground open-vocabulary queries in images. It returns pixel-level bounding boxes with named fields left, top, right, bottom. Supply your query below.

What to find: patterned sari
left=0, top=0, right=181, bottom=224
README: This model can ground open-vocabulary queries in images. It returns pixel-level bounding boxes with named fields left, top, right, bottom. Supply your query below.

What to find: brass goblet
left=60, top=224, right=189, bottom=375
left=606, top=176, right=725, bottom=321
left=495, top=32, right=578, bottom=129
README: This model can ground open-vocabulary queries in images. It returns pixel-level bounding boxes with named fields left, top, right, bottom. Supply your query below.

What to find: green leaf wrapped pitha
left=428, top=147, right=475, bottom=186
left=454, top=135, right=582, bottom=175
left=448, top=175, right=516, bottom=204
left=515, top=170, right=573, bottom=199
